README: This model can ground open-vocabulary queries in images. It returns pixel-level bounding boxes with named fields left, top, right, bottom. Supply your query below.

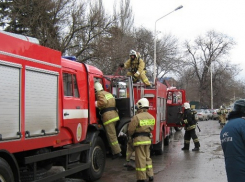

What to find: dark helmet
left=233, top=99, right=245, bottom=114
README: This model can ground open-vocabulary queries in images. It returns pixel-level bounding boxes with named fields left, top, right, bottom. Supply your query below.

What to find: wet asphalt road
left=53, top=120, right=227, bottom=182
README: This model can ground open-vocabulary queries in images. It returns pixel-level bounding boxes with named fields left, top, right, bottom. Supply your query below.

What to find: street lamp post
left=210, top=63, right=213, bottom=109
left=153, top=5, right=183, bottom=83
left=206, top=63, right=213, bottom=109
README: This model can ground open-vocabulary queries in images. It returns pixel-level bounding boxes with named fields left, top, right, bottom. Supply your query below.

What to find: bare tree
left=156, top=34, right=182, bottom=79
left=183, top=30, right=239, bottom=107
left=113, top=0, right=134, bottom=34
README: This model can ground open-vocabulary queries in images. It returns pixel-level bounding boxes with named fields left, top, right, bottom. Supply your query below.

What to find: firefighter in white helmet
left=128, top=98, right=154, bottom=182
left=181, top=102, right=200, bottom=151
left=94, top=82, right=122, bottom=159
left=119, top=50, right=152, bottom=88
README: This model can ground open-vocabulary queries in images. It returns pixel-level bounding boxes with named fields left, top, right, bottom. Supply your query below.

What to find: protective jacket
left=183, top=109, right=196, bottom=131
left=220, top=116, right=245, bottom=182
left=128, top=109, right=155, bottom=146
left=96, top=90, right=119, bottom=125
left=218, top=108, right=227, bottom=124
left=124, top=58, right=145, bottom=75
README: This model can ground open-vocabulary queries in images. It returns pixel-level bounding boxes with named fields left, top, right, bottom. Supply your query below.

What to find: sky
left=103, top=0, right=245, bottom=79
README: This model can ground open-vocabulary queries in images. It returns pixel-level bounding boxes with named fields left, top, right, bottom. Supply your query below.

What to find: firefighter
left=181, top=102, right=200, bottom=151
left=94, top=82, right=122, bottom=159
left=217, top=106, right=228, bottom=127
left=128, top=98, right=154, bottom=182
left=220, top=99, right=245, bottom=182
left=119, top=50, right=152, bottom=88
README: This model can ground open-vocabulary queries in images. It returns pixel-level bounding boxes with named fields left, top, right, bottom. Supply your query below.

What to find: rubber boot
left=192, top=142, right=200, bottom=151
left=149, top=176, right=154, bottom=181
left=181, top=143, right=189, bottom=151
left=112, top=152, right=122, bottom=160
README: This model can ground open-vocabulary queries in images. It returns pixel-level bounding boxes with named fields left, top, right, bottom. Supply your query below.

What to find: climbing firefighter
left=94, top=82, right=122, bottom=159
left=119, top=50, right=152, bottom=88
left=128, top=98, right=154, bottom=182
left=181, top=102, right=200, bottom=151
left=217, top=106, right=228, bottom=127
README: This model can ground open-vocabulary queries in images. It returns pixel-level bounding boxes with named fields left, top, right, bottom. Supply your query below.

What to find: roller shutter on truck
left=0, top=60, right=21, bottom=140
left=25, top=66, right=59, bottom=137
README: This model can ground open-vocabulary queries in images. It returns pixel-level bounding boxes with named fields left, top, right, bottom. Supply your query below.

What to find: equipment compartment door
left=0, top=61, right=21, bottom=140
left=166, top=90, right=185, bottom=126
left=25, top=66, right=59, bottom=137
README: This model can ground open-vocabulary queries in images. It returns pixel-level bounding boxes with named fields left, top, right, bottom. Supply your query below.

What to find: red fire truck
left=0, top=30, right=185, bottom=182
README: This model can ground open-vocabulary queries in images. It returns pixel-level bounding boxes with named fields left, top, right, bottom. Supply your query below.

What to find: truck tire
left=0, top=157, right=14, bottom=182
left=164, top=135, right=170, bottom=146
left=20, top=168, right=48, bottom=182
left=83, top=136, right=106, bottom=181
left=117, top=123, right=129, bottom=157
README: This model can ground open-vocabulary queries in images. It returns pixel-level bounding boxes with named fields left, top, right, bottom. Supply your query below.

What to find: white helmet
left=220, top=106, right=223, bottom=109
left=129, top=50, right=137, bottom=57
left=183, top=102, right=190, bottom=109
left=94, top=82, right=103, bottom=92
left=136, top=98, right=149, bottom=109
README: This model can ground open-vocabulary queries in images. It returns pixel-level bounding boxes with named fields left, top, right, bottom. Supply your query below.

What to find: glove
left=183, top=119, right=188, bottom=124
left=132, top=76, right=138, bottom=83
left=134, top=71, right=140, bottom=77
left=119, top=63, right=124, bottom=68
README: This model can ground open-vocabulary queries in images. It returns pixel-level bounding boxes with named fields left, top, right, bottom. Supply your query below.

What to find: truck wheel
left=83, top=136, right=106, bottom=181
left=155, top=130, right=164, bottom=155
left=117, top=123, right=129, bottom=157
left=0, top=157, right=14, bottom=182
left=164, top=135, right=170, bottom=146
left=174, top=127, right=183, bottom=131
left=20, top=168, right=48, bottom=182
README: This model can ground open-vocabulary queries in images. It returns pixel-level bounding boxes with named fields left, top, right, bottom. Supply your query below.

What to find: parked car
left=204, top=109, right=212, bottom=120
left=211, top=109, right=219, bottom=120
left=195, top=109, right=208, bottom=121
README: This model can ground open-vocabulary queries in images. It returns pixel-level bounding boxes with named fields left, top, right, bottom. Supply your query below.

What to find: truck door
left=62, top=68, right=88, bottom=143
left=166, top=89, right=186, bottom=127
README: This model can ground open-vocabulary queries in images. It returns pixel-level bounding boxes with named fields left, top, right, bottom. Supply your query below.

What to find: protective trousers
left=126, top=71, right=151, bottom=86
left=126, top=139, right=135, bottom=161
left=135, top=144, right=153, bottom=180
left=219, top=114, right=226, bottom=125
left=184, top=129, right=200, bottom=148
left=104, top=121, right=121, bottom=155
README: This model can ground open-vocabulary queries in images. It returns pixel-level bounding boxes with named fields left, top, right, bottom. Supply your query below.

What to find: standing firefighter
left=119, top=50, right=152, bottom=88
left=220, top=99, right=245, bottom=182
left=181, top=102, right=200, bottom=151
left=128, top=98, right=154, bottom=182
left=94, top=82, right=122, bottom=159
left=218, top=106, right=228, bottom=126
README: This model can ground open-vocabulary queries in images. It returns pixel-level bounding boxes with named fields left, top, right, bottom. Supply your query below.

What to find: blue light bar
left=62, top=56, right=77, bottom=61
